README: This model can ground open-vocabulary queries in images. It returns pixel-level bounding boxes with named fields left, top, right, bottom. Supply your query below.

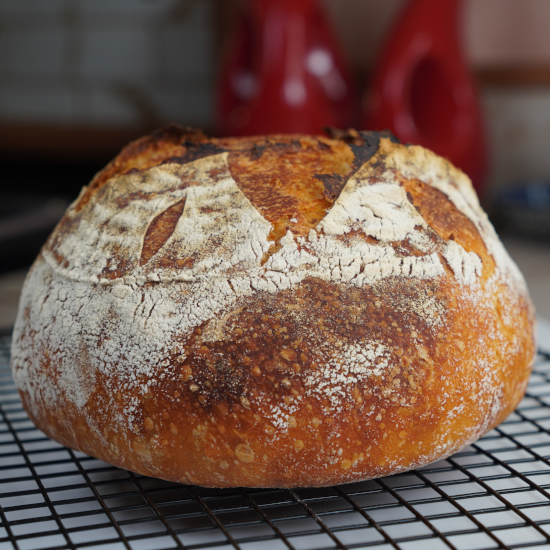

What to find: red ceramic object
left=363, top=0, right=486, bottom=192
left=217, top=0, right=354, bottom=136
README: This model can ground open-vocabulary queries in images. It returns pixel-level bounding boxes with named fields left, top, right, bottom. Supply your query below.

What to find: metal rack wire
left=0, top=330, right=549, bottom=550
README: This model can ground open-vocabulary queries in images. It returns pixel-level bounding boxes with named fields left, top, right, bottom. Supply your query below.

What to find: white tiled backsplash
left=0, top=0, right=215, bottom=128
left=3, top=0, right=550, bottom=194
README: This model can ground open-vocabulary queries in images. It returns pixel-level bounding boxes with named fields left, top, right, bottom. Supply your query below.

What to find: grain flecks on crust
left=11, top=128, right=535, bottom=487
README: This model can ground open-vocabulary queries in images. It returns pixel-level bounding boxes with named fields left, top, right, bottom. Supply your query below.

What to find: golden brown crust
left=12, top=125, right=535, bottom=488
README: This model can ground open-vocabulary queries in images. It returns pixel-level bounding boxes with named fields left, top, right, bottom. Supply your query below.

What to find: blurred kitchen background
left=1, top=0, right=550, bottom=329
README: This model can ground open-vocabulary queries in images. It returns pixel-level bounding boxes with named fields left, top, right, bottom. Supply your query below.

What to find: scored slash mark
left=140, top=198, right=187, bottom=265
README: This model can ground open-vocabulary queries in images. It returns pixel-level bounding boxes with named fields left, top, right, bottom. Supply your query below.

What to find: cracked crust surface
left=11, top=126, right=535, bottom=487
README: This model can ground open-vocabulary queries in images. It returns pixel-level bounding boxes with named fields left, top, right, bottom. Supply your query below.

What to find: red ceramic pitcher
left=216, top=0, right=354, bottom=136
left=363, top=0, right=486, bottom=192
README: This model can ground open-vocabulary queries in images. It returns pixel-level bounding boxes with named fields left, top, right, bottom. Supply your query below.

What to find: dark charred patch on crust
left=316, top=139, right=331, bottom=150
left=314, top=130, right=400, bottom=203
left=250, top=143, right=268, bottom=160
left=140, top=198, right=187, bottom=266
left=325, top=129, right=399, bottom=165
left=314, top=173, right=346, bottom=203
left=349, top=134, right=382, bottom=171
left=365, top=156, right=391, bottom=181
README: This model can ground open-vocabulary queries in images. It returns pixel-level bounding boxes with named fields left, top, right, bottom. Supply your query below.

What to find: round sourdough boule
left=11, top=126, right=535, bottom=488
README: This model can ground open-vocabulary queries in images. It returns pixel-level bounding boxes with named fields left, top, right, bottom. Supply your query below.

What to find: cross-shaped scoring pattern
left=0, top=331, right=549, bottom=550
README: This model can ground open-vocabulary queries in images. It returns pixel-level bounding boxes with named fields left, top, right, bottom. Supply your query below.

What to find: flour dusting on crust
left=304, top=341, right=392, bottom=408
left=318, top=173, right=427, bottom=241
left=443, top=241, right=483, bottom=286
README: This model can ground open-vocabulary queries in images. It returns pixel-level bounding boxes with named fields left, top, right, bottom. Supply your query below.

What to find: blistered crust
left=11, top=128, right=535, bottom=487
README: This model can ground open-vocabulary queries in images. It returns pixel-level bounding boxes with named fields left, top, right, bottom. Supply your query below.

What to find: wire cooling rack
left=0, top=331, right=549, bottom=550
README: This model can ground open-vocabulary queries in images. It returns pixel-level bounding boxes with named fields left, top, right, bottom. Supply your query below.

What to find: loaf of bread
left=11, top=126, right=535, bottom=487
